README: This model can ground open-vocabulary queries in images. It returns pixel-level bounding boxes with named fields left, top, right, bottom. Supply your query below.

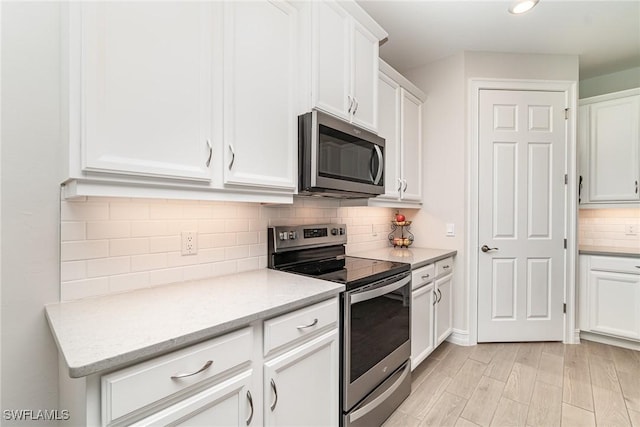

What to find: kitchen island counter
left=45, top=269, right=343, bottom=378
left=350, top=247, right=457, bottom=269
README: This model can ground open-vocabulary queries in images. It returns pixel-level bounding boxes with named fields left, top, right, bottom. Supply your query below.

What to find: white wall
left=404, top=51, right=578, bottom=341
left=580, top=66, right=640, bottom=99
left=1, top=2, right=61, bottom=424
left=404, top=53, right=467, bottom=334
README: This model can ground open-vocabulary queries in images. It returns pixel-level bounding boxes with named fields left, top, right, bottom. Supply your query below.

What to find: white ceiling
left=357, top=0, right=640, bottom=79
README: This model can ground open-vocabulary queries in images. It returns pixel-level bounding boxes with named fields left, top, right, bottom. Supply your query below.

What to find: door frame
left=467, top=78, right=578, bottom=345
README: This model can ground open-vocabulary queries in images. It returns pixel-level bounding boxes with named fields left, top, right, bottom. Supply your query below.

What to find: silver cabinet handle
left=205, top=139, right=212, bottom=167
left=636, top=180, right=638, bottom=194
left=433, top=290, right=437, bottom=306
left=296, top=318, right=318, bottom=329
left=442, top=265, right=450, bottom=270
left=437, top=288, right=442, bottom=303
left=270, top=379, right=278, bottom=411
left=353, top=98, right=359, bottom=115
left=170, top=360, right=213, bottom=379
left=481, top=245, right=499, bottom=253
left=228, top=144, right=235, bottom=170
left=347, top=96, right=353, bottom=114
left=421, top=274, right=430, bottom=280
left=246, top=390, right=254, bottom=425
left=402, top=179, right=408, bottom=192
left=397, top=178, right=403, bottom=193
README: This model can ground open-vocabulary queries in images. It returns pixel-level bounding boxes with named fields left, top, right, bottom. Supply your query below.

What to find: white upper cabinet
left=78, top=2, right=214, bottom=182
left=370, top=60, right=425, bottom=207
left=302, top=0, right=387, bottom=133
left=578, top=88, right=640, bottom=205
left=62, top=1, right=297, bottom=203
left=222, top=1, right=297, bottom=190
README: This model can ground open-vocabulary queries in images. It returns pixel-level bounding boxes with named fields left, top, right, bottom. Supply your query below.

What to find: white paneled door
left=478, top=89, right=566, bottom=342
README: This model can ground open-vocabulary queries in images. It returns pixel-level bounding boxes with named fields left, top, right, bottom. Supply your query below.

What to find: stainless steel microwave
left=298, top=110, right=385, bottom=198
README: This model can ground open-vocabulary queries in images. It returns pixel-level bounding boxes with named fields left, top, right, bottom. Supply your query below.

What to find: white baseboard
left=446, top=329, right=472, bottom=346
left=580, top=331, right=640, bottom=351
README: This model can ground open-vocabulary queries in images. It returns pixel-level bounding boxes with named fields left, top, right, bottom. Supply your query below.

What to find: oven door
left=343, top=272, right=411, bottom=411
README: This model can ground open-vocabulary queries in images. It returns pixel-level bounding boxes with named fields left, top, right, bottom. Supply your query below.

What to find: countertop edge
left=49, top=284, right=344, bottom=378
left=578, top=248, right=640, bottom=258
left=410, top=250, right=458, bottom=269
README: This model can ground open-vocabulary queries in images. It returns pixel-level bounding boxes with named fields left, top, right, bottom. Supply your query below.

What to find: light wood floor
left=383, top=340, right=640, bottom=427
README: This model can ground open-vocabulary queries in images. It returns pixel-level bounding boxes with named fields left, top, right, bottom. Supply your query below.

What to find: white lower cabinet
left=410, top=258, right=454, bottom=371
left=61, top=298, right=339, bottom=426
left=579, top=255, right=640, bottom=342
left=263, top=330, right=339, bottom=427
left=130, top=370, right=254, bottom=427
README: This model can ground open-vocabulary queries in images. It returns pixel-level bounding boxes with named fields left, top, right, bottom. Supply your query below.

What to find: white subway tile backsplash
left=87, top=256, right=130, bottom=278
left=110, top=238, right=150, bottom=257
left=61, top=261, right=87, bottom=282
left=60, top=197, right=395, bottom=301
left=109, top=272, right=149, bottom=293
left=578, top=208, right=640, bottom=249
left=131, top=253, right=168, bottom=272
left=61, top=222, right=86, bottom=241
left=86, top=221, right=131, bottom=240
left=61, top=240, right=109, bottom=261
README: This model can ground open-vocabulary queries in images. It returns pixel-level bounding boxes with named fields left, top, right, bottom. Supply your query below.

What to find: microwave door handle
left=373, top=145, right=383, bottom=185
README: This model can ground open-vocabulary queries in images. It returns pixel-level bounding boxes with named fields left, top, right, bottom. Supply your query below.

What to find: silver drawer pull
left=442, top=265, right=450, bottom=269
left=170, top=360, right=213, bottom=380
left=270, top=379, right=278, bottom=411
left=421, top=274, right=430, bottom=280
left=246, top=390, right=254, bottom=425
left=296, top=318, right=319, bottom=329
left=205, top=139, right=212, bottom=167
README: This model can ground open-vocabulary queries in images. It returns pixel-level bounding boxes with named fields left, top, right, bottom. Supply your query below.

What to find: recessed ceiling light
left=509, top=0, right=539, bottom=14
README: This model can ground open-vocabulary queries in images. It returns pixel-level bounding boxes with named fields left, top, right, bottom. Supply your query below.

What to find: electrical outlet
left=625, top=224, right=638, bottom=236
left=181, top=231, right=198, bottom=255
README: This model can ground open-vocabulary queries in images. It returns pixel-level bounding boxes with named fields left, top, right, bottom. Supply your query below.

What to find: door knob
left=481, top=245, right=499, bottom=253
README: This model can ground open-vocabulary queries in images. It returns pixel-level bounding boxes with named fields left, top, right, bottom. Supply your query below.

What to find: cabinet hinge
left=564, top=174, right=568, bottom=184
left=563, top=238, right=567, bottom=249
left=564, top=108, right=569, bottom=120
left=563, top=303, right=566, bottom=314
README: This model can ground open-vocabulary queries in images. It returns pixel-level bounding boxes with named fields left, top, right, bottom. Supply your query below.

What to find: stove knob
left=339, top=228, right=345, bottom=235
left=331, top=228, right=338, bottom=236
left=289, top=231, right=297, bottom=240
left=281, top=232, right=288, bottom=240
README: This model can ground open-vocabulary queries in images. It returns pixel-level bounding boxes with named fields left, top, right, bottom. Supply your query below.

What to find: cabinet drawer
left=591, top=256, right=640, bottom=275
left=264, top=297, right=338, bottom=356
left=435, top=257, right=454, bottom=277
left=412, top=264, right=435, bottom=290
left=102, top=327, right=253, bottom=425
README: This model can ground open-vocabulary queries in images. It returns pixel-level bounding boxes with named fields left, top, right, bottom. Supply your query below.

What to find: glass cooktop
left=281, top=256, right=410, bottom=290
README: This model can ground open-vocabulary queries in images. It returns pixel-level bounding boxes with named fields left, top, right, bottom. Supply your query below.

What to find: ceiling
left=357, top=0, right=640, bottom=79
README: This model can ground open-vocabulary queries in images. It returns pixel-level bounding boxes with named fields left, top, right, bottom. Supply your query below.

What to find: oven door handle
left=350, top=275, right=410, bottom=304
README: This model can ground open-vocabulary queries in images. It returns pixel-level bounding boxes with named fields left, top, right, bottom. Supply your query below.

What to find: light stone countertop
left=46, top=269, right=344, bottom=378
left=578, top=245, right=640, bottom=258
left=349, top=247, right=457, bottom=269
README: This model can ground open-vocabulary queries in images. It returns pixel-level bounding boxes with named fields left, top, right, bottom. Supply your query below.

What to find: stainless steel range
left=268, top=224, right=411, bottom=427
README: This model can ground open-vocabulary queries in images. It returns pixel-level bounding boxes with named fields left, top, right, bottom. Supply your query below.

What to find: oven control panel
left=268, top=224, right=347, bottom=251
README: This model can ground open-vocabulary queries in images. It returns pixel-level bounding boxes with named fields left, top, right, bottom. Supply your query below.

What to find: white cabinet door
left=589, top=94, right=640, bottom=202
left=588, top=269, right=640, bottom=340
left=263, top=330, right=339, bottom=427
left=130, top=370, right=254, bottom=427
left=377, top=71, right=402, bottom=200
left=223, top=1, right=297, bottom=190
left=411, top=283, right=434, bottom=371
left=80, top=2, right=213, bottom=181
left=434, top=274, right=453, bottom=346
left=400, top=89, right=423, bottom=202
left=312, top=0, right=350, bottom=122
left=350, top=20, right=378, bottom=131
